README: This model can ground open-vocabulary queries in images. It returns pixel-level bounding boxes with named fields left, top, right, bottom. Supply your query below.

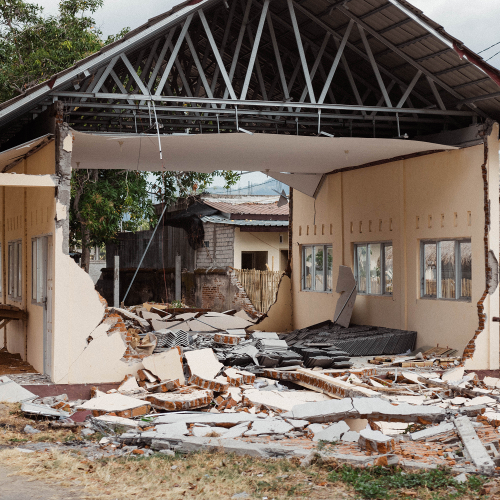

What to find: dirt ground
left=0, top=464, right=83, bottom=500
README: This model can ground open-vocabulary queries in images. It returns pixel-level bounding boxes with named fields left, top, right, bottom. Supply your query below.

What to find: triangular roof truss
left=2, top=0, right=500, bottom=139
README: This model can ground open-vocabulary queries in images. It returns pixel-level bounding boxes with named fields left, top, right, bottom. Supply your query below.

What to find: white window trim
left=301, top=244, right=333, bottom=293
left=420, top=238, right=471, bottom=301
left=8, top=240, right=22, bottom=302
left=354, top=241, right=393, bottom=296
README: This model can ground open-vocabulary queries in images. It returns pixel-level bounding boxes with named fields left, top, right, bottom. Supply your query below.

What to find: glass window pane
left=17, top=242, right=22, bottom=298
left=460, top=241, right=472, bottom=298
left=356, top=245, right=367, bottom=293
left=423, top=243, right=437, bottom=297
left=326, top=247, right=333, bottom=291
left=314, top=246, right=324, bottom=291
left=304, top=247, right=313, bottom=290
left=32, top=241, right=37, bottom=301
left=384, top=245, right=393, bottom=294
left=369, top=244, right=381, bottom=294
left=440, top=241, right=456, bottom=299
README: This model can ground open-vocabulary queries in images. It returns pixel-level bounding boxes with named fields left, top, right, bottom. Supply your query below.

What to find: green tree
left=1, top=0, right=239, bottom=271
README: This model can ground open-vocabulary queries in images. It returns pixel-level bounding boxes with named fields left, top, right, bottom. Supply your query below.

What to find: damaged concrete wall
left=248, top=274, right=293, bottom=332
left=0, top=142, right=57, bottom=372
left=292, top=123, right=500, bottom=369
left=195, top=222, right=234, bottom=269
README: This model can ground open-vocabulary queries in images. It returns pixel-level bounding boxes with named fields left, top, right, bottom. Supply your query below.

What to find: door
left=33, top=236, right=52, bottom=376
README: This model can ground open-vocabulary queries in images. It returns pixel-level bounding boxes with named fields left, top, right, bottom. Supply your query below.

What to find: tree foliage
left=0, top=0, right=240, bottom=269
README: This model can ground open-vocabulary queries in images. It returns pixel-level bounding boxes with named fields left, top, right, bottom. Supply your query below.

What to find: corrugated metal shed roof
left=202, top=200, right=289, bottom=216
left=201, top=215, right=289, bottom=226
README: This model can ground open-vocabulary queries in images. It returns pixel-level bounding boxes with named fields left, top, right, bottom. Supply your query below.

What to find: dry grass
left=0, top=448, right=351, bottom=500
left=0, top=403, right=78, bottom=445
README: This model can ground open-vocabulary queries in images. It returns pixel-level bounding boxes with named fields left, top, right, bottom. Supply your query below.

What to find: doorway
left=32, top=236, right=53, bottom=376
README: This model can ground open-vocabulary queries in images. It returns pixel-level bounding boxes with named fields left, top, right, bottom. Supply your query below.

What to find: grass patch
left=327, top=465, right=486, bottom=499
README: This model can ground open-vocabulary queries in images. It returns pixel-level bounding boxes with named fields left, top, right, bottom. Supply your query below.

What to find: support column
left=175, top=254, right=181, bottom=302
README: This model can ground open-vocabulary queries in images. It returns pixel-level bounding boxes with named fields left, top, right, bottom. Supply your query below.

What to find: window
left=421, top=239, right=471, bottom=300
left=32, top=237, right=48, bottom=305
left=354, top=242, right=393, bottom=295
left=302, top=245, right=333, bottom=292
left=8, top=240, right=22, bottom=301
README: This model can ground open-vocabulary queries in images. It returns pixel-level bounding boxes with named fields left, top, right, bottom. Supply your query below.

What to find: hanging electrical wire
left=478, top=40, right=500, bottom=54
left=486, top=49, right=500, bottom=62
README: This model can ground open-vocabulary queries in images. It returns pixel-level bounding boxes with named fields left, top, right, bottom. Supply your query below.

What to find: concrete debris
left=13, top=299, right=500, bottom=474
left=0, top=376, right=37, bottom=403
left=79, top=394, right=151, bottom=418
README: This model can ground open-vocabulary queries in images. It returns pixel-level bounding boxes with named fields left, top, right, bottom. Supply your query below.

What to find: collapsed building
left=0, top=0, right=499, bottom=385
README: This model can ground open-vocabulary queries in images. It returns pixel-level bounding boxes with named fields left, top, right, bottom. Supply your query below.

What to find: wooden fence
left=425, top=279, right=472, bottom=298
left=233, top=269, right=283, bottom=313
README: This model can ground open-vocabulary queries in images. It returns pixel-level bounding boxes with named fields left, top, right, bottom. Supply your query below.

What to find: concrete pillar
left=114, top=255, right=119, bottom=308
left=175, top=254, right=181, bottom=302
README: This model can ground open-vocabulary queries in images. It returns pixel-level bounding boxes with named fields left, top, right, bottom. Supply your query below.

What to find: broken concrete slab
left=286, top=397, right=446, bottom=424
left=191, top=426, right=229, bottom=438
left=341, top=430, right=361, bottom=442
left=184, top=348, right=224, bottom=380
left=223, top=423, right=250, bottom=439
left=454, top=416, right=495, bottom=473
left=21, top=402, right=71, bottom=419
left=154, top=422, right=190, bottom=437
left=0, top=376, right=37, bottom=403
left=224, top=368, right=255, bottom=387
left=197, top=315, right=254, bottom=330
left=285, top=419, right=310, bottom=429
left=153, top=412, right=263, bottom=427
left=410, top=422, right=455, bottom=441
left=244, top=418, right=294, bottom=436
left=78, top=393, right=151, bottom=418
left=149, top=436, right=308, bottom=459
left=118, top=375, right=142, bottom=394
left=295, top=369, right=379, bottom=399
left=359, top=428, right=395, bottom=454
left=311, top=421, right=350, bottom=442
left=94, top=415, right=144, bottom=430
left=142, top=347, right=185, bottom=385
left=242, top=388, right=332, bottom=412
left=146, top=389, right=213, bottom=411
left=441, top=367, right=465, bottom=383
left=110, top=307, right=151, bottom=330
left=188, top=374, right=230, bottom=393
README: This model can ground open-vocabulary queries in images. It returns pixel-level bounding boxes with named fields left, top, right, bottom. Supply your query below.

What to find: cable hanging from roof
left=486, top=49, right=500, bottom=62
left=478, top=40, right=500, bottom=54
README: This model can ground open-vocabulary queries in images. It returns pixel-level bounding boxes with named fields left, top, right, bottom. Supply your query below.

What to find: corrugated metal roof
left=0, top=0, right=499, bottom=141
left=202, top=200, right=289, bottom=216
left=201, top=216, right=289, bottom=226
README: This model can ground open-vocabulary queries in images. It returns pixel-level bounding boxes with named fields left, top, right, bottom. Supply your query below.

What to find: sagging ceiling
left=70, top=129, right=456, bottom=196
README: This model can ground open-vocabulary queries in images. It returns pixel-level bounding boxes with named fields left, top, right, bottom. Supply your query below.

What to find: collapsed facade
left=0, top=0, right=499, bottom=383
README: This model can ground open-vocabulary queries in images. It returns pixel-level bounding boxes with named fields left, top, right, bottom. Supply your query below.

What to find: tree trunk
left=81, top=225, right=91, bottom=274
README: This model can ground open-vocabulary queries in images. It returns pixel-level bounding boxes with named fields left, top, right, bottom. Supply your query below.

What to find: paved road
left=0, top=465, right=83, bottom=500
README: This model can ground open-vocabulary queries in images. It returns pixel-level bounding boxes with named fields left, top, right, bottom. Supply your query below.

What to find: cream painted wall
left=233, top=228, right=288, bottom=271
left=0, top=143, right=57, bottom=372
left=292, top=126, right=500, bottom=369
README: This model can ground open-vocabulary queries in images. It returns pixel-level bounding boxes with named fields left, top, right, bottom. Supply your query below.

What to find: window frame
left=353, top=241, right=393, bottom=296
left=420, top=238, right=471, bottom=301
left=301, top=244, right=333, bottom=293
left=7, top=240, right=22, bottom=301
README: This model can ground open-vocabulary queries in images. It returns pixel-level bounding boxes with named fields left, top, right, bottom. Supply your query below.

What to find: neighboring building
left=106, top=195, right=289, bottom=272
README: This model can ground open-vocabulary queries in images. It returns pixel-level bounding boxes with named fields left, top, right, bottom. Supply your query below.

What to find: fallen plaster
left=142, top=348, right=184, bottom=385
left=248, top=275, right=293, bottom=333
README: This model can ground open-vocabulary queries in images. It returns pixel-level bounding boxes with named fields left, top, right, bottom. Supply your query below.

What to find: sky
left=38, top=0, right=500, bottom=188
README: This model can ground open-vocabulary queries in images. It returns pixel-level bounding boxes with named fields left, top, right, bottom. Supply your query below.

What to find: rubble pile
left=2, top=306, right=500, bottom=477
